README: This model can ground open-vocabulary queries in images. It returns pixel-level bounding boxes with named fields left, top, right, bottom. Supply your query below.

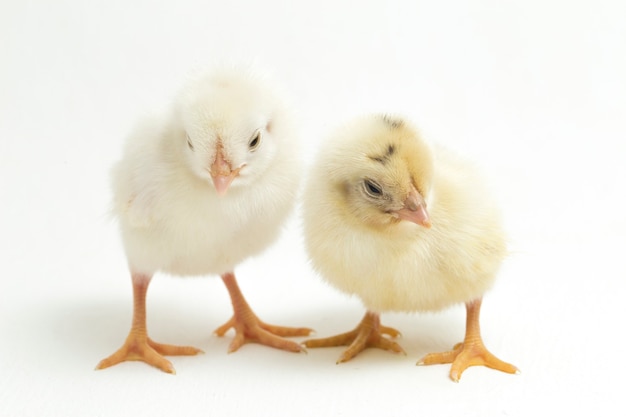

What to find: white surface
left=1, top=0, right=625, bottom=416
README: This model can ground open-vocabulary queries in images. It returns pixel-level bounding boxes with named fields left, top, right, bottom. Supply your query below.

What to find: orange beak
left=393, top=185, right=431, bottom=228
left=210, top=145, right=240, bottom=196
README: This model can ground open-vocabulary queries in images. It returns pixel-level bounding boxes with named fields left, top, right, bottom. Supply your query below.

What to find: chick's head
left=174, top=70, right=293, bottom=195
left=324, top=114, right=434, bottom=230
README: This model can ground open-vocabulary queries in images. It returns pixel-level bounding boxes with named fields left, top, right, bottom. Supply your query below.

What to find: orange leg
left=214, top=272, right=313, bottom=353
left=303, top=311, right=405, bottom=363
left=417, top=298, right=519, bottom=382
left=96, top=273, right=203, bottom=374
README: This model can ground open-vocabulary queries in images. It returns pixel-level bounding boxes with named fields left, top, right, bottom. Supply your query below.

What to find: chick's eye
left=186, top=134, right=194, bottom=151
left=364, top=179, right=383, bottom=198
left=249, top=131, right=261, bottom=151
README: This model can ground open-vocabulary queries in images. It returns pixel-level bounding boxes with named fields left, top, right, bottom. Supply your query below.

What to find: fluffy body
left=112, top=71, right=299, bottom=276
left=303, top=115, right=506, bottom=313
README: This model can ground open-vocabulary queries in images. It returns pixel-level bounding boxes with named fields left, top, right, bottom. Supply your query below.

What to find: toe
left=260, top=322, right=314, bottom=337
left=417, top=349, right=459, bottom=366
left=227, top=332, right=246, bottom=353
left=255, top=327, right=306, bottom=352
left=147, top=338, right=204, bottom=356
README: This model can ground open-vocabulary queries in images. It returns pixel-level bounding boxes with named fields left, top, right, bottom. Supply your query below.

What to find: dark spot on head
left=381, top=114, right=404, bottom=129
left=368, top=144, right=396, bottom=165
left=186, top=133, right=194, bottom=150
left=336, top=180, right=351, bottom=198
left=369, top=155, right=386, bottom=164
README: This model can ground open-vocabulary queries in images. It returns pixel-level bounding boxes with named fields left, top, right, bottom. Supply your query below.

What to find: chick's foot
left=96, top=335, right=203, bottom=374
left=215, top=273, right=313, bottom=353
left=303, top=311, right=405, bottom=363
left=417, top=299, right=519, bottom=382
left=417, top=340, right=518, bottom=382
left=96, top=273, right=202, bottom=374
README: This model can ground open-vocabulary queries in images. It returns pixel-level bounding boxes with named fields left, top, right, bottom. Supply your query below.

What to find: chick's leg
left=303, top=311, right=405, bottom=363
left=417, top=298, right=519, bottom=382
left=214, top=272, right=312, bottom=353
left=96, top=273, right=203, bottom=374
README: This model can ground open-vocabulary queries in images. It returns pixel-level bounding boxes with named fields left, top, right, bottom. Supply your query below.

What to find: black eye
left=249, top=131, right=261, bottom=151
left=364, top=179, right=383, bottom=197
left=186, top=134, right=194, bottom=150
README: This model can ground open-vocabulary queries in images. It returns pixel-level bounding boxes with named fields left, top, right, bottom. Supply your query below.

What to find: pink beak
left=210, top=145, right=239, bottom=196
left=393, top=185, right=431, bottom=228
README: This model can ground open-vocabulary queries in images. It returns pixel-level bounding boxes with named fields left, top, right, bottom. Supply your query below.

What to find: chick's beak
left=210, top=146, right=240, bottom=196
left=393, top=185, right=431, bottom=228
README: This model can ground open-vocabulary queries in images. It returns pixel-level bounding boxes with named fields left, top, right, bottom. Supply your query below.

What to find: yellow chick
left=302, top=114, right=518, bottom=382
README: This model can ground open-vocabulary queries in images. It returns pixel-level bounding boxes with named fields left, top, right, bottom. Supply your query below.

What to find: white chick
left=97, top=69, right=311, bottom=374
left=302, top=114, right=518, bottom=382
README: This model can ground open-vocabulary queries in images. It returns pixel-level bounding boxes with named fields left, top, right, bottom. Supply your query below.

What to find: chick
left=96, top=69, right=312, bottom=374
left=302, top=114, right=518, bottom=382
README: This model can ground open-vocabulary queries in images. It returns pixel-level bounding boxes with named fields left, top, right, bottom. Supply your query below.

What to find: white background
left=1, top=0, right=625, bottom=416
